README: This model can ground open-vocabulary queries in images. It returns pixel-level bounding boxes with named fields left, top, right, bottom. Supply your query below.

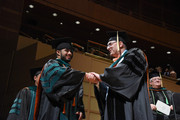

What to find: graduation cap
left=107, top=31, right=130, bottom=51
left=149, top=70, right=164, bottom=87
left=30, top=67, right=42, bottom=80
left=51, top=37, right=73, bottom=51
left=149, top=71, right=160, bottom=79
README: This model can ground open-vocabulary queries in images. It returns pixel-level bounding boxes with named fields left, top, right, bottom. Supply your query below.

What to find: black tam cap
left=51, top=37, right=73, bottom=51
left=149, top=71, right=160, bottom=80
left=30, top=67, right=42, bottom=80
left=107, top=31, right=130, bottom=45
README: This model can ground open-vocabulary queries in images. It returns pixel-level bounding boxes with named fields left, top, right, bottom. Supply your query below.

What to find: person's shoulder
left=17, top=87, right=31, bottom=94
left=124, top=48, right=147, bottom=68
left=44, top=59, right=59, bottom=67
left=22, top=87, right=29, bottom=90
left=28, top=86, right=37, bottom=91
left=128, top=48, right=144, bottom=55
left=15, top=87, right=34, bottom=98
left=126, top=48, right=145, bottom=59
left=166, top=90, right=173, bottom=93
left=46, top=59, right=57, bottom=64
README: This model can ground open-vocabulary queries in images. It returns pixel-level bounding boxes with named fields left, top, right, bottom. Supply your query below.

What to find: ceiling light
left=167, top=51, right=171, bottom=54
left=75, top=21, right=80, bottom=24
left=132, top=40, right=137, bottom=43
left=29, top=4, right=34, bottom=8
left=60, top=22, right=63, bottom=25
left=95, top=28, right=100, bottom=31
left=150, top=46, right=155, bottom=49
left=52, top=13, right=58, bottom=17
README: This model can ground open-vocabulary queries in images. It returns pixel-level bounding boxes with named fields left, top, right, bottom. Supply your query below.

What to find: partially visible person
left=169, top=70, right=177, bottom=79
left=149, top=71, right=178, bottom=120
left=163, top=67, right=170, bottom=76
left=149, top=67, right=155, bottom=73
left=176, top=78, right=180, bottom=85
left=86, top=31, right=153, bottom=120
left=156, top=66, right=162, bottom=74
left=7, top=67, right=42, bottom=120
left=33, top=37, right=85, bottom=120
left=164, top=65, right=177, bottom=79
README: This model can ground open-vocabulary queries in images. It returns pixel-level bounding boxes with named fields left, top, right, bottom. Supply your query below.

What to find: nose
left=67, top=51, right=72, bottom=55
left=107, top=46, right=110, bottom=51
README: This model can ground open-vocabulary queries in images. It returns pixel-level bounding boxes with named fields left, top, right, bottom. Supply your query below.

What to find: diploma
left=156, top=100, right=171, bottom=116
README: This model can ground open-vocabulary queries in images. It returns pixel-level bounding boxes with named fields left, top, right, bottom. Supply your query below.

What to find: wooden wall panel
left=162, top=76, right=180, bottom=93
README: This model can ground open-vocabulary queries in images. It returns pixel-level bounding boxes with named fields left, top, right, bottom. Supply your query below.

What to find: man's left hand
left=76, top=112, right=83, bottom=120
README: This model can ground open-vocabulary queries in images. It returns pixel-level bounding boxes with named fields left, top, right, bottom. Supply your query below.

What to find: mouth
left=155, top=81, right=161, bottom=84
left=66, top=56, right=72, bottom=59
left=108, top=49, right=112, bottom=53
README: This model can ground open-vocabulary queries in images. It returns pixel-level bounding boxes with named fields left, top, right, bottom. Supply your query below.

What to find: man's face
left=150, top=76, right=162, bottom=88
left=59, top=48, right=73, bottom=63
left=107, top=41, right=119, bottom=58
left=34, top=74, right=41, bottom=86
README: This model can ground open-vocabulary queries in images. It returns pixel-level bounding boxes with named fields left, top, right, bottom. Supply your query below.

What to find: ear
left=119, top=41, right=124, bottom=48
left=149, top=81, right=152, bottom=86
left=56, top=50, right=61, bottom=56
left=33, top=76, right=36, bottom=81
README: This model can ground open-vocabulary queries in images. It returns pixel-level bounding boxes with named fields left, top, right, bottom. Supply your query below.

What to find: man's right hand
left=150, top=104, right=157, bottom=111
left=85, top=72, right=99, bottom=84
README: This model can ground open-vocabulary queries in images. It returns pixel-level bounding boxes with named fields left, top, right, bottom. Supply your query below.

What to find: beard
left=61, top=54, right=73, bottom=63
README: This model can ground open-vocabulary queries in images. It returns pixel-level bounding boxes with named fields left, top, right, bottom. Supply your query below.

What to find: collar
left=113, top=50, right=127, bottom=62
left=56, top=58, right=70, bottom=67
left=149, top=87, right=167, bottom=91
left=110, top=50, right=128, bottom=68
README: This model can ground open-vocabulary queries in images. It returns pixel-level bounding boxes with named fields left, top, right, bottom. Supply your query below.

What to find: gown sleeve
left=40, top=59, right=85, bottom=104
left=94, top=82, right=108, bottom=120
left=7, top=88, right=31, bottom=120
left=76, top=85, right=86, bottom=118
left=100, top=48, right=147, bottom=100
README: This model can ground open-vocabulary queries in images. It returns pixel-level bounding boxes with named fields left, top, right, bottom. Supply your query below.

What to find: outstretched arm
left=85, top=72, right=101, bottom=84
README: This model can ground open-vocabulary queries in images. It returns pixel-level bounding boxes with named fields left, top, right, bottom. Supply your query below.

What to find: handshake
left=85, top=72, right=102, bottom=84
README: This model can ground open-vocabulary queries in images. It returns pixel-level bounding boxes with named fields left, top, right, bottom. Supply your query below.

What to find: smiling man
left=33, top=37, right=85, bottom=120
left=149, top=71, right=176, bottom=120
left=86, top=31, right=153, bottom=120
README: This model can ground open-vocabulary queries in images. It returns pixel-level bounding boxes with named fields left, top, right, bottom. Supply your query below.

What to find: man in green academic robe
left=33, top=37, right=85, bottom=120
left=7, top=67, right=42, bottom=120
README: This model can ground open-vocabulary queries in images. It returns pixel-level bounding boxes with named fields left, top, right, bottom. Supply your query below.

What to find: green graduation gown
left=36, top=59, right=85, bottom=120
left=7, top=86, right=37, bottom=120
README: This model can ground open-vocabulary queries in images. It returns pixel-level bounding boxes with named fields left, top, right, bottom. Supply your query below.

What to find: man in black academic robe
left=33, top=37, right=85, bottom=120
left=149, top=71, right=180, bottom=120
left=86, top=31, right=153, bottom=120
left=7, top=67, right=42, bottom=120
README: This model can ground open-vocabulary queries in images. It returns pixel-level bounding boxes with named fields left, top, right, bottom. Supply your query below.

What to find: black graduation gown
left=7, top=86, right=37, bottom=120
left=94, top=48, right=153, bottom=120
left=149, top=88, right=175, bottom=120
left=36, top=59, right=85, bottom=120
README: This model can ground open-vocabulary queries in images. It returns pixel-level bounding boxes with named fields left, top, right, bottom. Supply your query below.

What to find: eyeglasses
left=107, top=41, right=116, bottom=47
left=150, top=77, right=162, bottom=82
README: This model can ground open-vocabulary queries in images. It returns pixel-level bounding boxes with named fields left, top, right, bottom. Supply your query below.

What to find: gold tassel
left=159, top=72, right=163, bottom=87
left=117, top=31, right=120, bottom=51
